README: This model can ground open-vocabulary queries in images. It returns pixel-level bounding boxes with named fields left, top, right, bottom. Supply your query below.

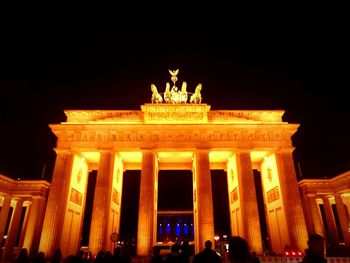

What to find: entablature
left=63, top=105, right=286, bottom=124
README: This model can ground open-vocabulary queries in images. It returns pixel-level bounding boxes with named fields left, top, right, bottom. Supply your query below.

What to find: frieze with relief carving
left=208, top=111, right=284, bottom=123
left=65, top=111, right=143, bottom=123
left=141, top=104, right=210, bottom=124
left=59, top=129, right=292, bottom=146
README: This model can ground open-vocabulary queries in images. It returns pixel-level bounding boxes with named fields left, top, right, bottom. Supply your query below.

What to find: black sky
left=0, top=3, right=349, bottom=181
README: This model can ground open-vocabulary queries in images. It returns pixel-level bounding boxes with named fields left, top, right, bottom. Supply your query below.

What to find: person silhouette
left=228, top=236, right=251, bottom=263
left=192, top=240, right=222, bottom=263
left=251, top=252, right=260, bottom=263
left=14, top=248, right=30, bottom=263
left=301, top=234, right=326, bottom=263
left=180, top=241, right=191, bottom=263
left=164, top=243, right=185, bottom=263
left=150, top=246, right=163, bottom=263
left=52, top=248, right=62, bottom=263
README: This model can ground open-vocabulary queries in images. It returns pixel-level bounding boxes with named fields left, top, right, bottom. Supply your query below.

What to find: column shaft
left=194, top=150, right=215, bottom=252
left=307, top=196, right=325, bottom=236
left=18, top=203, right=31, bottom=249
left=23, top=197, right=47, bottom=256
left=322, top=196, right=339, bottom=245
left=3, top=199, right=24, bottom=260
left=89, top=151, right=115, bottom=255
left=137, top=151, right=156, bottom=256
left=39, top=151, right=74, bottom=257
left=335, top=195, right=350, bottom=245
left=0, top=196, right=11, bottom=246
left=275, top=151, right=308, bottom=251
left=236, top=152, right=263, bottom=254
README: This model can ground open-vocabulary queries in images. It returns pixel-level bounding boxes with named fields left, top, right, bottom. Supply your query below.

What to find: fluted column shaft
left=18, top=203, right=31, bottom=249
left=275, top=151, right=308, bottom=251
left=23, top=197, right=47, bottom=256
left=89, top=151, right=115, bottom=255
left=39, top=151, right=74, bottom=257
left=4, top=199, right=24, bottom=260
left=137, top=150, right=156, bottom=256
left=194, top=150, right=215, bottom=252
left=306, top=196, right=325, bottom=236
left=335, top=195, right=350, bottom=245
left=236, top=152, right=263, bottom=254
left=0, top=196, right=11, bottom=246
left=322, top=196, right=339, bottom=245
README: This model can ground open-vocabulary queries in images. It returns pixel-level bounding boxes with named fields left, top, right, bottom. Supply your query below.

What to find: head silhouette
left=205, top=240, right=213, bottom=249
left=307, top=233, right=325, bottom=257
left=171, top=243, right=180, bottom=254
left=228, top=236, right=250, bottom=262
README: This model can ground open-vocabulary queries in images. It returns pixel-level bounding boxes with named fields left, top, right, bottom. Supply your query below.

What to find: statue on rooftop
left=150, top=69, right=203, bottom=104
left=151, top=84, right=163, bottom=103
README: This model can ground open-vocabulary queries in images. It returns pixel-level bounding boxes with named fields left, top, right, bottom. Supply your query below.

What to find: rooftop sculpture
left=151, top=69, right=202, bottom=104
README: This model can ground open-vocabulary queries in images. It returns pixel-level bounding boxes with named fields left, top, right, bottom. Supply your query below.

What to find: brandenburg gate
left=38, top=70, right=309, bottom=257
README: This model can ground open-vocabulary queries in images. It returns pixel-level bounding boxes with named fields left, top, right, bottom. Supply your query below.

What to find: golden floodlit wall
left=153, top=157, right=159, bottom=251
left=106, top=155, right=123, bottom=251
left=4, top=70, right=346, bottom=258
left=299, top=171, right=350, bottom=247
left=0, top=174, right=49, bottom=259
left=261, top=154, right=289, bottom=253
left=227, top=155, right=242, bottom=236
left=37, top=101, right=310, bottom=257
left=192, top=158, right=199, bottom=252
left=60, top=155, right=88, bottom=256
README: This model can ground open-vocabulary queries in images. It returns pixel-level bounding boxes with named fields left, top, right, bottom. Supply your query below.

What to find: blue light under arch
left=184, top=224, right=189, bottom=235
left=166, top=223, right=171, bottom=234
left=175, top=223, right=181, bottom=236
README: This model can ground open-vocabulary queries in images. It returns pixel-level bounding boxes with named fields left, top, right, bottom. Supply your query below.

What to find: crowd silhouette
left=2, top=233, right=350, bottom=263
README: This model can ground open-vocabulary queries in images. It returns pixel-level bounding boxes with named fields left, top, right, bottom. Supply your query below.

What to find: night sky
left=0, top=5, right=349, bottom=192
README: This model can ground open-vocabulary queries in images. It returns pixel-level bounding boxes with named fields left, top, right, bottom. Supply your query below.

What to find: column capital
left=30, top=196, right=44, bottom=201
left=12, top=197, right=24, bottom=203
left=140, top=148, right=156, bottom=154
left=97, top=148, right=115, bottom=153
left=305, top=193, right=318, bottom=198
left=322, top=196, right=333, bottom=204
left=235, top=148, right=251, bottom=154
left=334, top=194, right=344, bottom=203
left=195, top=148, right=210, bottom=152
left=54, top=148, right=73, bottom=154
left=334, top=193, right=344, bottom=198
left=274, top=147, right=295, bottom=154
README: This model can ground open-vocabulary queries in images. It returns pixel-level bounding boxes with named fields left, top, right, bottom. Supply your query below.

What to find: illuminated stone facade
left=299, top=171, right=350, bottom=247
left=37, top=103, right=309, bottom=257
left=0, top=174, right=49, bottom=259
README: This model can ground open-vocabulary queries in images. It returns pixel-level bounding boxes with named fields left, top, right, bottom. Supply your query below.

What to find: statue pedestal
left=141, top=104, right=210, bottom=124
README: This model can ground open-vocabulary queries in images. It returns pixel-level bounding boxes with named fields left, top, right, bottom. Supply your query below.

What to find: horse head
left=151, top=84, right=158, bottom=94
left=165, top=82, right=170, bottom=92
left=181, top=82, right=187, bottom=92
left=195, top=83, right=202, bottom=93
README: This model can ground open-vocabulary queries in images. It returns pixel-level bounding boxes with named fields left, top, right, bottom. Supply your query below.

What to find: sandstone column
left=322, top=196, right=339, bottom=245
left=89, top=150, right=115, bottom=255
left=39, top=150, right=74, bottom=257
left=335, top=194, right=350, bottom=245
left=275, top=150, right=308, bottom=251
left=235, top=151, right=263, bottom=254
left=0, top=196, right=11, bottom=247
left=3, top=198, right=24, bottom=260
left=137, top=150, right=157, bottom=256
left=18, top=202, right=31, bottom=249
left=23, top=197, right=47, bottom=256
left=194, top=149, right=215, bottom=252
left=306, top=196, right=325, bottom=236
